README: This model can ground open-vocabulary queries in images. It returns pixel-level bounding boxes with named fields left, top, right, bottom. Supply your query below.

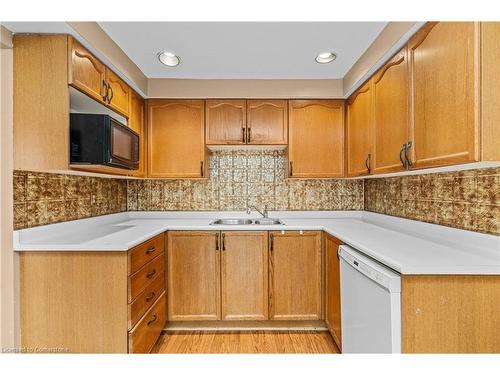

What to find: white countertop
left=13, top=211, right=500, bottom=275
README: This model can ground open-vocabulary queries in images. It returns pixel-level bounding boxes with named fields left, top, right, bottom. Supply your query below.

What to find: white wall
left=0, top=24, right=16, bottom=350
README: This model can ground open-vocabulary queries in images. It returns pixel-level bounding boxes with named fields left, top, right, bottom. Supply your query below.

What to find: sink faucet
left=246, top=205, right=268, bottom=218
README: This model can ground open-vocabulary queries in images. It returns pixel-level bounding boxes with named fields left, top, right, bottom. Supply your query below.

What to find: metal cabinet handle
left=107, top=84, right=114, bottom=104
left=215, top=232, right=220, bottom=251
left=365, top=154, right=371, bottom=174
left=269, top=233, right=274, bottom=252
left=145, top=246, right=155, bottom=255
left=242, top=127, right=246, bottom=143
left=247, top=127, right=251, bottom=143
left=399, top=144, right=407, bottom=168
left=289, top=161, right=293, bottom=177
left=145, top=292, right=156, bottom=302
left=147, top=314, right=157, bottom=326
left=200, top=161, right=204, bottom=177
left=146, top=269, right=156, bottom=279
left=221, top=233, right=226, bottom=251
left=404, top=141, right=413, bottom=168
left=101, top=80, right=108, bottom=101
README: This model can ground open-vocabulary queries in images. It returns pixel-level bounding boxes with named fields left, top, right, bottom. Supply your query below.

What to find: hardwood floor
left=152, top=330, right=339, bottom=354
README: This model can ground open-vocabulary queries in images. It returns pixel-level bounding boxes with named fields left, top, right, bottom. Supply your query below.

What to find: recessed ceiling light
left=158, top=51, right=180, bottom=67
left=315, top=52, right=337, bottom=64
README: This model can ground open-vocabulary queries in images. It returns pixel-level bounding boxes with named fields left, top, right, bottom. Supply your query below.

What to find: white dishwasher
left=339, top=245, right=401, bottom=353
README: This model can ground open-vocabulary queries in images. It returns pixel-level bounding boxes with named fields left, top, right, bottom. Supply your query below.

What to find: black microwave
left=70, top=114, right=139, bottom=170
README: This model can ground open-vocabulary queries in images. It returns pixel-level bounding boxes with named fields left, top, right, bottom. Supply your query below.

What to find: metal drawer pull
left=107, top=84, right=114, bottom=103
left=247, top=127, right=251, bottom=143
left=222, top=233, right=226, bottom=251
left=215, top=233, right=220, bottom=251
left=101, top=80, right=108, bottom=101
left=145, top=292, right=156, bottom=302
left=145, top=246, right=156, bottom=255
left=146, top=269, right=156, bottom=279
left=365, top=154, right=371, bottom=174
left=147, top=314, right=157, bottom=326
left=242, top=127, right=246, bottom=143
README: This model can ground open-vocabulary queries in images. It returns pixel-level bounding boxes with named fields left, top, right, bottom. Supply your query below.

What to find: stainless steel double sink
left=210, top=218, right=284, bottom=225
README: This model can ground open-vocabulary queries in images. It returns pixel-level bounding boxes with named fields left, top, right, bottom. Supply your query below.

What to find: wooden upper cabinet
left=206, top=100, right=247, bottom=144
left=347, top=82, right=373, bottom=177
left=129, top=91, right=146, bottom=177
left=408, top=22, right=479, bottom=169
left=167, top=231, right=221, bottom=321
left=68, top=37, right=106, bottom=104
left=246, top=100, right=288, bottom=145
left=480, top=22, right=500, bottom=161
left=221, top=232, right=268, bottom=321
left=372, top=48, right=409, bottom=174
left=325, top=234, right=342, bottom=351
left=105, top=69, right=130, bottom=117
left=288, top=100, right=345, bottom=178
left=269, top=231, right=322, bottom=320
left=147, top=99, right=207, bottom=178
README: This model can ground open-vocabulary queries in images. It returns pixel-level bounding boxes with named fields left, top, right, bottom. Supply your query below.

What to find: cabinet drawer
left=128, top=254, right=165, bottom=303
left=128, top=233, right=165, bottom=276
left=128, top=292, right=166, bottom=354
left=128, top=272, right=165, bottom=330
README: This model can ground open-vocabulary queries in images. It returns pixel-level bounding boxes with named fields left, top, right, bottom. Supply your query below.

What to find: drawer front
left=128, top=254, right=165, bottom=303
left=128, top=292, right=166, bottom=354
left=128, top=233, right=165, bottom=276
left=128, top=272, right=165, bottom=330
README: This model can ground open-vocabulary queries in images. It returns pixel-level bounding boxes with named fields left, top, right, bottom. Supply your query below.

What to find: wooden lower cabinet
left=167, top=231, right=221, bottom=320
left=324, top=234, right=342, bottom=351
left=269, top=231, right=322, bottom=320
left=221, top=232, right=269, bottom=320
left=401, top=275, right=500, bottom=353
left=19, top=233, right=166, bottom=353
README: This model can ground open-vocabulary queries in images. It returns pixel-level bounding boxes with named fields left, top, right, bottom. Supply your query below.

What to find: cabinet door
left=205, top=100, right=246, bottom=144
left=347, top=82, right=372, bottom=177
left=325, top=234, right=342, bottom=351
left=221, top=232, right=268, bottom=321
left=105, top=68, right=130, bottom=117
left=269, top=231, right=322, bottom=320
left=247, top=100, right=288, bottom=145
left=408, top=22, right=479, bottom=168
left=129, top=91, right=146, bottom=177
left=288, top=100, right=345, bottom=178
left=147, top=100, right=207, bottom=178
left=68, top=37, right=106, bottom=104
left=167, top=231, right=221, bottom=321
left=372, top=48, right=409, bottom=174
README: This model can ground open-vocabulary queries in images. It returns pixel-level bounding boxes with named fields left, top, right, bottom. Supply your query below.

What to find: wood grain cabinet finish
left=128, top=292, right=167, bottom=354
left=347, top=82, right=373, bottom=177
left=269, top=231, right=322, bottom=320
left=246, top=100, right=288, bottom=145
left=372, top=48, right=409, bottom=174
left=105, top=68, right=130, bottom=117
left=147, top=100, right=207, bottom=178
left=408, top=22, right=479, bottom=169
left=221, top=231, right=269, bottom=321
left=206, top=100, right=247, bottom=144
left=167, top=231, right=221, bottom=321
left=129, top=90, right=147, bottom=177
left=325, top=234, right=342, bottom=351
left=68, top=37, right=107, bottom=104
left=288, top=100, right=345, bottom=178
left=20, top=234, right=167, bottom=353
left=402, top=275, right=500, bottom=353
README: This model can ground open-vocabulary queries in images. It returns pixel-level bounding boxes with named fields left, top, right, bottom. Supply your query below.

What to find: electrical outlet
left=91, top=194, right=96, bottom=205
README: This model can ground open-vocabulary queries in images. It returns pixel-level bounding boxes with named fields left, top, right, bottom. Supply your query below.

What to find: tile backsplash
left=127, top=150, right=364, bottom=211
left=364, top=167, right=500, bottom=235
left=12, top=156, right=500, bottom=236
left=13, top=171, right=127, bottom=230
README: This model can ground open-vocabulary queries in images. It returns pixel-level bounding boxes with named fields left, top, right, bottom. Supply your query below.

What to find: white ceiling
left=98, top=22, right=387, bottom=79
